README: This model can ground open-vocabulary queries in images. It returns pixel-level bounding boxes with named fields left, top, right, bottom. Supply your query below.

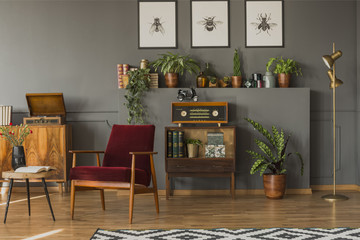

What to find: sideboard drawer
left=167, top=159, right=234, bottom=173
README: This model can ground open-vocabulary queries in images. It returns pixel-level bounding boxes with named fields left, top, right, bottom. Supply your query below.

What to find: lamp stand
left=322, top=43, right=349, bottom=202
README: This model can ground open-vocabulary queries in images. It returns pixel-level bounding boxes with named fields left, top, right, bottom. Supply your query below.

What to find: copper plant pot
left=278, top=73, right=291, bottom=88
left=165, top=73, right=179, bottom=88
left=263, top=174, right=286, bottom=199
left=231, top=76, right=242, bottom=88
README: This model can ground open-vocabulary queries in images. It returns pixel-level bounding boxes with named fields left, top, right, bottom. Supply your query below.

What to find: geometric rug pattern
left=90, top=228, right=360, bottom=240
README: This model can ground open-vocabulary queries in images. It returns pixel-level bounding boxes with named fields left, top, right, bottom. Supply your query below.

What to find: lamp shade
left=327, top=69, right=343, bottom=89
left=322, top=50, right=342, bottom=68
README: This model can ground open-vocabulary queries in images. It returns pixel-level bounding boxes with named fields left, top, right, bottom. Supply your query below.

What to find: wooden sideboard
left=165, top=126, right=236, bottom=199
left=0, top=125, right=72, bottom=192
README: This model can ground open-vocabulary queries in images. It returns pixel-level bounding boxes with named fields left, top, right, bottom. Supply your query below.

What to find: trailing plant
left=244, top=118, right=304, bottom=176
left=124, top=68, right=151, bottom=124
left=151, top=52, right=200, bottom=76
left=233, top=49, right=242, bottom=76
left=266, top=57, right=302, bottom=76
left=0, top=123, right=32, bottom=146
left=185, top=138, right=202, bottom=146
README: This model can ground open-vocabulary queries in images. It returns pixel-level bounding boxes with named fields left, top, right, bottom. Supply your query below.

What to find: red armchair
left=69, top=125, right=159, bottom=224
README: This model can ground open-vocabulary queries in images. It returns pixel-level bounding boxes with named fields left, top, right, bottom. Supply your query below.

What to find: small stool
left=2, top=171, right=56, bottom=223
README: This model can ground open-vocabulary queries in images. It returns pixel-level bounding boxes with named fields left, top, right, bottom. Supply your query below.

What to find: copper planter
left=231, top=76, right=242, bottom=88
left=165, top=73, right=179, bottom=88
left=263, top=174, right=286, bottom=199
left=278, top=73, right=291, bottom=88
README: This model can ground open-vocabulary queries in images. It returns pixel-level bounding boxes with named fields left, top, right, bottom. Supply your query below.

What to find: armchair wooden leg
left=70, top=180, right=75, bottom=220
left=129, top=154, right=136, bottom=224
left=100, top=189, right=105, bottom=210
left=150, top=154, right=159, bottom=213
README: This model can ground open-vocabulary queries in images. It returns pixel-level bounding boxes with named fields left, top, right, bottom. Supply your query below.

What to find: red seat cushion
left=69, top=166, right=150, bottom=186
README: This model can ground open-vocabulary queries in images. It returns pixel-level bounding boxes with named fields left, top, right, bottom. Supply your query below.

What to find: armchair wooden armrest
left=129, top=152, right=158, bottom=155
left=69, top=150, right=105, bottom=167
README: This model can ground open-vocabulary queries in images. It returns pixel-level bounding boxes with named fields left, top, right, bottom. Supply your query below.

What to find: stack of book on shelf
left=205, top=132, right=225, bottom=158
left=0, top=106, right=12, bottom=126
left=117, top=64, right=130, bottom=89
left=149, top=73, right=159, bottom=88
left=167, top=130, right=185, bottom=158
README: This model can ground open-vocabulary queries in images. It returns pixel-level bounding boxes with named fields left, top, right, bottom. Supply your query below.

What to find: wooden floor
left=0, top=190, right=360, bottom=239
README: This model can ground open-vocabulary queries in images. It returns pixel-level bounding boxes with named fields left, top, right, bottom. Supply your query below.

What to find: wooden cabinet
left=0, top=125, right=72, bottom=191
left=165, top=126, right=236, bottom=199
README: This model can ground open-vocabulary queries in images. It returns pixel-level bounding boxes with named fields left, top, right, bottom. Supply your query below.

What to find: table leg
left=166, top=173, right=170, bottom=200
left=58, top=182, right=63, bottom=194
left=42, top=178, right=55, bottom=221
left=26, top=178, right=31, bottom=216
left=4, top=179, right=14, bottom=224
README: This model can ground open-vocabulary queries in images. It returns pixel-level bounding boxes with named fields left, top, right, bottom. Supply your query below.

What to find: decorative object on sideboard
left=172, top=102, right=228, bottom=125
left=245, top=0, right=284, bottom=48
left=151, top=52, right=200, bottom=88
left=191, top=0, right=230, bottom=48
left=203, top=63, right=217, bottom=87
left=263, top=60, right=276, bottom=88
left=124, top=69, right=151, bottom=124
left=177, top=88, right=198, bottom=102
left=231, top=49, right=242, bottom=88
left=245, top=118, right=304, bottom=199
left=185, top=138, right=202, bottom=158
left=266, top=57, right=302, bottom=88
left=196, top=72, right=208, bottom=88
left=321, top=43, right=348, bottom=202
left=140, top=59, right=149, bottom=69
left=138, top=0, right=177, bottom=49
left=24, top=93, right=66, bottom=125
left=0, top=106, right=12, bottom=126
left=0, top=123, right=32, bottom=170
left=253, top=73, right=262, bottom=88
left=244, top=79, right=252, bottom=88
left=117, top=64, right=130, bottom=89
left=208, top=76, right=218, bottom=88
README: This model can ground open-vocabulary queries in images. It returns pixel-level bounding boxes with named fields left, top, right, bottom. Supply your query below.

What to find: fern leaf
left=255, top=139, right=276, bottom=162
left=250, top=159, right=265, bottom=174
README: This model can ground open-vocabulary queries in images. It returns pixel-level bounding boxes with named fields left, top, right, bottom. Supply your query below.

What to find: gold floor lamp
left=321, top=43, right=349, bottom=202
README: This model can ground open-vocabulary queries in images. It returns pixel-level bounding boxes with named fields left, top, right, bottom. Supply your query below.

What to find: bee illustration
left=197, top=16, right=223, bottom=32
left=250, top=13, right=277, bottom=35
left=149, top=17, right=165, bottom=35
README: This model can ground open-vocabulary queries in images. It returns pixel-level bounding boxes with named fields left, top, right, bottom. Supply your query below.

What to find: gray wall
left=357, top=0, right=360, bottom=186
left=0, top=0, right=358, bottom=188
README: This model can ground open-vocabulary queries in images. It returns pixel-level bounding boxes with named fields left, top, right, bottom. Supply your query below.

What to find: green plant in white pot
left=151, top=52, right=200, bottom=88
left=245, top=118, right=304, bottom=199
left=266, top=57, right=302, bottom=88
left=185, top=139, right=202, bottom=158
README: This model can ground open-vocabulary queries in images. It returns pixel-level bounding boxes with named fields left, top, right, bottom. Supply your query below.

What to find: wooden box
left=23, top=93, right=66, bottom=125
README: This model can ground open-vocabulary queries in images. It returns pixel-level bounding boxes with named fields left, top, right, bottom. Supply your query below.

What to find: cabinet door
left=24, top=126, right=66, bottom=180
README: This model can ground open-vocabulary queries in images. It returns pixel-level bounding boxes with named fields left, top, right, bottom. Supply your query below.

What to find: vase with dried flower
left=0, top=123, right=32, bottom=170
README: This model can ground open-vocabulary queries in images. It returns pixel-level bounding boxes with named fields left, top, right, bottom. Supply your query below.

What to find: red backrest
left=102, top=125, right=155, bottom=177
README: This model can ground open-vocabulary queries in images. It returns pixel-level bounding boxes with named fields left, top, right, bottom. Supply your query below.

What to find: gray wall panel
left=0, top=0, right=358, bottom=188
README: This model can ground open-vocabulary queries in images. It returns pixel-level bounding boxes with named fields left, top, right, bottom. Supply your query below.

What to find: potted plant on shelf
left=231, top=49, right=242, bottom=88
left=219, top=76, right=231, bottom=88
left=151, top=52, right=200, bottom=88
left=124, top=68, right=151, bottom=124
left=208, top=76, right=218, bottom=88
left=0, top=123, right=32, bottom=170
left=266, top=57, right=302, bottom=88
left=244, top=118, right=304, bottom=199
left=185, top=138, right=202, bottom=158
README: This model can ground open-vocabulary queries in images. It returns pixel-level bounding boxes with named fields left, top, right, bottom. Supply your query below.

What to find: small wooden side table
left=2, top=171, right=56, bottom=223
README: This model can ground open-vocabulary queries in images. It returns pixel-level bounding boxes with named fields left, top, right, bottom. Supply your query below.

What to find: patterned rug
left=90, top=228, right=360, bottom=240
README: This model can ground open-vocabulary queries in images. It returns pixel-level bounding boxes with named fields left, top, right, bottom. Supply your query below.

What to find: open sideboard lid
left=26, top=93, right=66, bottom=117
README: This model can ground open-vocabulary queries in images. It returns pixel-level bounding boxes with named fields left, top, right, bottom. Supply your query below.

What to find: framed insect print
left=138, top=0, right=177, bottom=49
left=191, top=0, right=230, bottom=48
left=245, top=0, right=284, bottom=48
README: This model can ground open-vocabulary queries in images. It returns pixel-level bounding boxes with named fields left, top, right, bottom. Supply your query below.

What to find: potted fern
left=124, top=68, right=151, bottom=124
left=245, top=118, right=304, bottom=199
left=266, top=57, right=302, bottom=88
left=231, top=49, right=242, bottom=88
left=151, top=52, right=200, bottom=88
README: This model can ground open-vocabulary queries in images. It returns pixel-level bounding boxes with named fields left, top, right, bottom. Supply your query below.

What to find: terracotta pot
left=263, top=174, right=286, bottom=199
left=231, top=76, right=242, bottom=88
left=209, top=81, right=218, bottom=88
left=278, top=73, right=291, bottom=88
left=165, top=73, right=179, bottom=88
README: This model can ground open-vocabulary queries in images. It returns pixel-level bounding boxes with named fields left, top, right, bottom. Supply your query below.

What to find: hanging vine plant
left=124, top=68, right=151, bottom=124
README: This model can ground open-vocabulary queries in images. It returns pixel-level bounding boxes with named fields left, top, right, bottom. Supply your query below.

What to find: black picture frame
left=191, top=0, right=230, bottom=48
left=138, top=0, right=178, bottom=49
left=245, top=0, right=284, bottom=48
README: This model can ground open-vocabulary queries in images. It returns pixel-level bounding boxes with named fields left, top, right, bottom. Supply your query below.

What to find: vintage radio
left=23, top=93, right=66, bottom=125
